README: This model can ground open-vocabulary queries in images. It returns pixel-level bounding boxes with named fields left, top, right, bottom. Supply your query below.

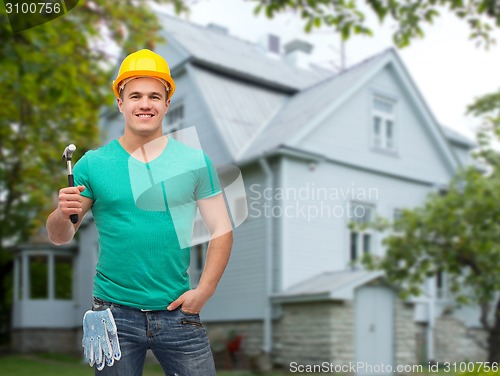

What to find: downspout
left=259, top=157, right=273, bottom=354
left=428, top=279, right=436, bottom=361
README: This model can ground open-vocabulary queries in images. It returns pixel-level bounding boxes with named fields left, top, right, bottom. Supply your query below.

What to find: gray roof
left=441, top=125, right=476, bottom=148
left=190, top=65, right=288, bottom=157
left=158, top=13, right=332, bottom=92
left=271, top=269, right=385, bottom=302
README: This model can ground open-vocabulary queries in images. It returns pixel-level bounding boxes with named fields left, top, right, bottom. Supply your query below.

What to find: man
left=46, top=49, right=233, bottom=375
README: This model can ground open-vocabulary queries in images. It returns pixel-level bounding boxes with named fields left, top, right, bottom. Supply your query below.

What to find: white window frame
left=393, top=207, right=403, bottom=222
left=372, top=96, right=397, bottom=152
left=14, top=250, right=74, bottom=301
left=349, top=202, right=375, bottom=266
left=436, top=270, right=451, bottom=301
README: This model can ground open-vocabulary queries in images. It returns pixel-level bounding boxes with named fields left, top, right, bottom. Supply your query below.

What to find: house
left=11, top=12, right=481, bottom=370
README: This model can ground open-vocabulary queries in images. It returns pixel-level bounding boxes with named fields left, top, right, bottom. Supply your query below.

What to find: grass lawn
left=0, top=353, right=291, bottom=376
left=0, top=353, right=457, bottom=375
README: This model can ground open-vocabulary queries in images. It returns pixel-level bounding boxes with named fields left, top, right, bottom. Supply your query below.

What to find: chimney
left=257, top=34, right=281, bottom=55
left=207, top=23, right=228, bottom=35
left=283, top=39, right=314, bottom=70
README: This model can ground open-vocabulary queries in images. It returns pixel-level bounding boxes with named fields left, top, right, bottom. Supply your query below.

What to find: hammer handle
left=67, top=174, right=79, bottom=224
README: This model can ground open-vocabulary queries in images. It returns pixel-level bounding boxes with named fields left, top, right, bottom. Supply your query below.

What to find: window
left=17, top=252, right=74, bottom=300
left=165, top=103, right=184, bottom=133
left=351, top=203, right=373, bottom=225
left=350, top=203, right=375, bottom=263
left=189, top=242, right=208, bottom=287
left=54, top=256, right=73, bottom=300
left=350, top=231, right=373, bottom=263
left=393, top=208, right=403, bottom=222
left=350, top=232, right=358, bottom=262
left=29, top=255, right=48, bottom=299
left=372, top=96, right=396, bottom=151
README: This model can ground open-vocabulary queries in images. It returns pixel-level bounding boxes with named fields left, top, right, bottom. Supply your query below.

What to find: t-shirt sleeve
left=73, top=152, right=95, bottom=201
left=195, top=152, right=222, bottom=200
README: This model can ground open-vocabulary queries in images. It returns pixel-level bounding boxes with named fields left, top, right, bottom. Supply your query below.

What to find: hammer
left=62, top=144, right=78, bottom=224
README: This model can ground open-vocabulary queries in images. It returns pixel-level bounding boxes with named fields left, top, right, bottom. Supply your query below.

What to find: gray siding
left=273, top=158, right=284, bottom=294
left=202, top=164, right=268, bottom=321
left=280, top=157, right=433, bottom=290
left=76, top=220, right=98, bottom=317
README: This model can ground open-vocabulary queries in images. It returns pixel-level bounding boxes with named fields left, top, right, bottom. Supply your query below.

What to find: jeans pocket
left=181, top=317, right=204, bottom=328
left=179, top=308, right=203, bottom=328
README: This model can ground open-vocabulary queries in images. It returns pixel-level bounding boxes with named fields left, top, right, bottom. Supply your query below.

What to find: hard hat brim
left=113, top=70, right=176, bottom=99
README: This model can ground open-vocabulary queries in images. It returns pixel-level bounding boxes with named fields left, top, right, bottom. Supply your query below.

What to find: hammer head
left=62, top=144, right=76, bottom=161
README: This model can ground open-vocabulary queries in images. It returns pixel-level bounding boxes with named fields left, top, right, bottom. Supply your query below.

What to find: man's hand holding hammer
left=46, top=145, right=93, bottom=245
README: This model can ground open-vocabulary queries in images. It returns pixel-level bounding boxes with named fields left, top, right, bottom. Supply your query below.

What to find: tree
left=358, top=92, right=500, bottom=362
left=253, top=0, right=500, bottom=48
left=0, top=0, right=186, bottom=342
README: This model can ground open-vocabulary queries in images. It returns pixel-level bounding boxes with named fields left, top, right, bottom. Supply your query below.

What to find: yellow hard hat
left=112, top=49, right=176, bottom=100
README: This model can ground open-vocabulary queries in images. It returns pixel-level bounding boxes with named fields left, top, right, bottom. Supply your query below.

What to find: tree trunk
left=487, top=298, right=500, bottom=362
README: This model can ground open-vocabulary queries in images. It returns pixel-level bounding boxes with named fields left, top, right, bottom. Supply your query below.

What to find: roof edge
left=190, top=61, right=298, bottom=94
left=238, top=146, right=444, bottom=187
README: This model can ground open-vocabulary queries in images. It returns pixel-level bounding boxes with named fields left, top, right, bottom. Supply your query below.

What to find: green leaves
left=250, top=0, right=499, bottom=48
left=358, top=162, right=500, bottom=323
left=0, top=0, right=184, bottom=248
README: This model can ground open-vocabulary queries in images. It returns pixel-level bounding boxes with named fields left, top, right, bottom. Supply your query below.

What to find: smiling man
left=46, top=49, right=233, bottom=375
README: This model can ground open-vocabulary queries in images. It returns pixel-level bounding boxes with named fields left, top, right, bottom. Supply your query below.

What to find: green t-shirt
left=73, top=137, right=222, bottom=310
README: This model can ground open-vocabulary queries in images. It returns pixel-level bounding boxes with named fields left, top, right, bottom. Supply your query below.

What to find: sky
left=155, top=0, right=500, bottom=140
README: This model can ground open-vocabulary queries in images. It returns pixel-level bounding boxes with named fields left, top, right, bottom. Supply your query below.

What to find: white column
left=427, top=277, right=436, bottom=361
left=13, top=256, right=19, bottom=301
left=22, top=254, right=29, bottom=300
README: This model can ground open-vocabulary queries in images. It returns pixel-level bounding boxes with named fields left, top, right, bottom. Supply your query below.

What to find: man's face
left=117, top=77, right=170, bottom=138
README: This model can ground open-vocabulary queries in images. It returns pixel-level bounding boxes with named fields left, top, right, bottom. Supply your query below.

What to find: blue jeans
left=91, top=297, right=216, bottom=376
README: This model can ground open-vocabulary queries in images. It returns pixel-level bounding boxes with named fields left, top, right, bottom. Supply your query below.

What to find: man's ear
left=117, top=97, right=123, bottom=113
left=165, top=98, right=171, bottom=110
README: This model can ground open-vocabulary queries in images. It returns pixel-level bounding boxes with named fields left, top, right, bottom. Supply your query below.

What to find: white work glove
left=82, top=309, right=121, bottom=370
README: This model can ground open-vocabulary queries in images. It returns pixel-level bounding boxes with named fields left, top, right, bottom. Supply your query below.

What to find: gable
left=244, top=49, right=458, bottom=185
left=238, top=50, right=390, bottom=163
left=299, top=64, right=455, bottom=184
